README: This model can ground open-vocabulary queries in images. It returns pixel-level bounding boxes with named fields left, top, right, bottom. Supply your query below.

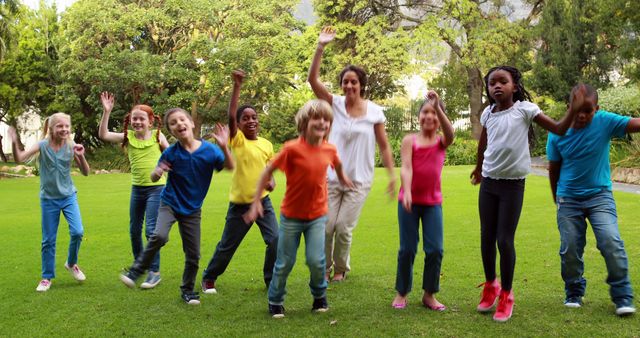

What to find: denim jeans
left=202, top=196, right=278, bottom=285
left=395, top=202, right=443, bottom=296
left=129, top=185, right=163, bottom=272
left=40, top=193, right=84, bottom=279
left=268, top=214, right=328, bottom=305
left=557, top=190, right=634, bottom=306
left=129, top=202, right=201, bottom=293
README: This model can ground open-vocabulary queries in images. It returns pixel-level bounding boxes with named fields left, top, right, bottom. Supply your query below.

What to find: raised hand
left=569, top=84, right=587, bottom=113
left=73, top=144, right=85, bottom=156
left=100, top=92, right=115, bottom=113
left=7, top=127, right=18, bottom=142
left=318, top=26, right=336, bottom=46
left=426, top=90, right=440, bottom=104
left=232, top=70, right=245, bottom=85
left=211, top=123, right=230, bottom=148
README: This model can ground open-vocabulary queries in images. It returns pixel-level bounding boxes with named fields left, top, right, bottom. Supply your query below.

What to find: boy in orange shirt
left=244, top=99, right=354, bottom=318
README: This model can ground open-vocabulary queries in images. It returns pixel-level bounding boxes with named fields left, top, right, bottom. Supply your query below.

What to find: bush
left=445, top=138, right=478, bottom=165
left=87, top=145, right=130, bottom=172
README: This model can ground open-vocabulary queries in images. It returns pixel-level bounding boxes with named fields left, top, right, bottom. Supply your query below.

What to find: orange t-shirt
left=271, top=137, right=341, bottom=220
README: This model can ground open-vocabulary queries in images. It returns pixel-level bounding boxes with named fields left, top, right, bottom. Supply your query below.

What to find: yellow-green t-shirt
left=230, top=130, right=274, bottom=204
left=127, top=130, right=166, bottom=186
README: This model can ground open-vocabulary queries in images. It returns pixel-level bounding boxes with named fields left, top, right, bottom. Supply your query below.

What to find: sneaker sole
left=564, top=303, right=581, bottom=308
left=202, top=288, right=218, bottom=295
left=186, top=300, right=201, bottom=305
left=271, top=314, right=285, bottom=319
left=493, top=315, right=512, bottom=322
left=120, top=275, right=136, bottom=288
left=140, top=279, right=162, bottom=289
left=312, top=308, right=329, bottom=313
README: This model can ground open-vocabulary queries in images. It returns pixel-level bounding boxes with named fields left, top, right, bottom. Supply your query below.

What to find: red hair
left=121, top=104, right=162, bottom=150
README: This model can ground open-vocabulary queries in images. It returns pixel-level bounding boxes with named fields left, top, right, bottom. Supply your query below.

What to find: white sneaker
left=64, top=263, right=86, bottom=281
left=616, top=306, right=636, bottom=316
left=36, top=279, right=51, bottom=292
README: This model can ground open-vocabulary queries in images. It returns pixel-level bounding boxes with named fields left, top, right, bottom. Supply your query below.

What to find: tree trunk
left=466, top=66, right=485, bottom=140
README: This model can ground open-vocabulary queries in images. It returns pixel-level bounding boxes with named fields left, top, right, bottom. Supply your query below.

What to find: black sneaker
left=312, top=297, right=329, bottom=312
left=119, top=269, right=139, bottom=288
left=269, top=303, right=285, bottom=318
left=181, top=292, right=201, bottom=305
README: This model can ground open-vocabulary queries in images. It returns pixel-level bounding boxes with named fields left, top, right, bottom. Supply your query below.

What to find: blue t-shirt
left=546, top=110, right=630, bottom=198
left=38, top=139, right=77, bottom=199
left=158, top=140, right=225, bottom=215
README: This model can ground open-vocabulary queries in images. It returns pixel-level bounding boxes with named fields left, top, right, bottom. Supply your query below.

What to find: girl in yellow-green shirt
left=99, top=92, right=169, bottom=289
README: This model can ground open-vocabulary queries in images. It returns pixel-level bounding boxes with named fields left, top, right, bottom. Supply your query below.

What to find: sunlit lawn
left=1, top=166, right=639, bottom=336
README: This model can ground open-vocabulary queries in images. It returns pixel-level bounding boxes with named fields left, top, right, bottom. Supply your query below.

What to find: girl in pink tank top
left=391, top=91, right=454, bottom=311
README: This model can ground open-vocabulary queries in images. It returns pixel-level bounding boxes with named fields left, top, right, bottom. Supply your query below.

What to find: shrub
left=86, top=145, right=130, bottom=172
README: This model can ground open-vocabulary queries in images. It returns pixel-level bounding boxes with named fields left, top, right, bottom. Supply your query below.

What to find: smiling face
left=166, top=110, right=194, bottom=141
left=305, top=115, right=331, bottom=141
left=49, top=115, right=71, bottom=142
left=130, top=109, right=151, bottom=133
left=238, top=107, right=259, bottom=140
left=419, top=103, right=439, bottom=133
left=487, top=69, right=516, bottom=105
left=341, top=71, right=362, bottom=99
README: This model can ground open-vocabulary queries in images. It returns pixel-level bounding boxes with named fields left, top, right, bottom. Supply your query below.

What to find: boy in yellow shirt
left=201, top=70, right=278, bottom=294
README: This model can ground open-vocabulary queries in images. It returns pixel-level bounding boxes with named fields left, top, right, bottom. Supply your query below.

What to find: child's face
left=572, top=96, right=598, bottom=129
left=50, top=117, right=71, bottom=141
left=306, top=116, right=331, bottom=140
left=167, top=112, right=194, bottom=140
left=341, top=71, right=362, bottom=99
left=130, top=110, right=151, bottom=133
left=419, top=104, right=439, bottom=132
left=487, top=69, right=516, bottom=103
left=238, top=108, right=259, bottom=140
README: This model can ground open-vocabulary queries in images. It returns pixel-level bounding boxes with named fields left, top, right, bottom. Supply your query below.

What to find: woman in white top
left=308, top=26, right=396, bottom=282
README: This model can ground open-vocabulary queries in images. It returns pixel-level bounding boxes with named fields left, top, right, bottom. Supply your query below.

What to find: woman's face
left=341, top=71, right=362, bottom=98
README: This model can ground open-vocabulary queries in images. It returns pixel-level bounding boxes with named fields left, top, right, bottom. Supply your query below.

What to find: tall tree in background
left=56, top=0, right=303, bottom=146
left=530, top=0, right=629, bottom=101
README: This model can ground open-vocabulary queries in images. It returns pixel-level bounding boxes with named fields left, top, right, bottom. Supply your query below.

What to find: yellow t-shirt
left=127, top=130, right=165, bottom=186
left=229, top=130, right=274, bottom=204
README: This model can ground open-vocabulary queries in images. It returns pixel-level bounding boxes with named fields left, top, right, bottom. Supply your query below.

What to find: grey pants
left=129, top=202, right=201, bottom=293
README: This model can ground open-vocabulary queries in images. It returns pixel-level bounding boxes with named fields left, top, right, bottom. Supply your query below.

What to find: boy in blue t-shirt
left=120, top=108, right=235, bottom=305
left=547, top=84, right=640, bottom=316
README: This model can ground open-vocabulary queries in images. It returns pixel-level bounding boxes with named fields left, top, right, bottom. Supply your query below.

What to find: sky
left=23, top=0, right=75, bottom=12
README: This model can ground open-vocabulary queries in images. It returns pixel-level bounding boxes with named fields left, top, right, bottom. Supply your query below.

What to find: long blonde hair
left=42, top=112, right=74, bottom=154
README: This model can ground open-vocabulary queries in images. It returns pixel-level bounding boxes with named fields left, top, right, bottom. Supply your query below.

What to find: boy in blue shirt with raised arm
left=547, top=84, right=640, bottom=316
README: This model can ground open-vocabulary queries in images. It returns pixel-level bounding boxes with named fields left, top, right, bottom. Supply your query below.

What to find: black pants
left=478, top=177, right=525, bottom=291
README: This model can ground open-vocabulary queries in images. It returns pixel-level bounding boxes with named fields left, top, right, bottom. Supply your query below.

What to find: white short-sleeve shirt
left=328, top=95, right=386, bottom=184
left=481, top=100, right=541, bottom=179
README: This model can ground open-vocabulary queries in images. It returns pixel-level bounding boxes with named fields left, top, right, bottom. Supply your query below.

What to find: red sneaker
left=493, top=290, right=514, bottom=322
left=477, top=280, right=501, bottom=312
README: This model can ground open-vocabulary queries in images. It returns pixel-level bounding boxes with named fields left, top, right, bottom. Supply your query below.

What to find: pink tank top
left=398, top=135, right=446, bottom=206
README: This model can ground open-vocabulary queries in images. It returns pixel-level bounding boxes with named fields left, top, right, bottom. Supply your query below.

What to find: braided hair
left=121, top=104, right=162, bottom=150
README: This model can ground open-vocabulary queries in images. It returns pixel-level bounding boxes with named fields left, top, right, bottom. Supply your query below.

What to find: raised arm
left=7, top=127, right=39, bottom=163
left=227, top=70, right=245, bottom=138
left=374, top=123, right=397, bottom=198
left=73, top=144, right=90, bottom=176
left=307, top=26, right=336, bottom=105
left=534, top=85, right=588, bottom=135
left=427, top=90, right=455, bottom=148
left=470, top=127, right=487, bottom=185
left=211, top=123, right=235, bottom=170
left=548, top=160, right=561, bottom=204
left=98, top=92, right=125, bottom=143
left=400, top=135, right=413, bottom=212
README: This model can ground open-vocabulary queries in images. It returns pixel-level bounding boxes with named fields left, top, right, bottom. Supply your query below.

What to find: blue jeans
left=129, top=185, right=163, bottom=272
left=202, top=196, right=278, bottom=285
left=557, top=190, right=634, bottom=306
left=395, top=202, right=443, bottom=295
left=40, top=193, right=84, bottom=279
left=268, top=214, right=328, bottom=305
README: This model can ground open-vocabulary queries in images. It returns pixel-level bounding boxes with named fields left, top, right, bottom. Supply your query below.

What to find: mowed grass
left=1, top=166, right=639, bottom=337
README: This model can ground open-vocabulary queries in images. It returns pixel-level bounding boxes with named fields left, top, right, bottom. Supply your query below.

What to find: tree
left=0, top=0, right=19, bottom=60
left=530, top=0, right=628, bottom=101
left=56, top=0, right=304, bottom=146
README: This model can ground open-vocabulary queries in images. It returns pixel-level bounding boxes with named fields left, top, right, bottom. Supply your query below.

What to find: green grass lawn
left=1, top=166, right=639, bottom=337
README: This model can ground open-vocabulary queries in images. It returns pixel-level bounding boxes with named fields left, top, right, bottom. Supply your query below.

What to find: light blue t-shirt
left=158, top=140, right=225, bottom=215
left=38, top=139, right=77, bottom=199
left=546, top=110, right=630, bottom=198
